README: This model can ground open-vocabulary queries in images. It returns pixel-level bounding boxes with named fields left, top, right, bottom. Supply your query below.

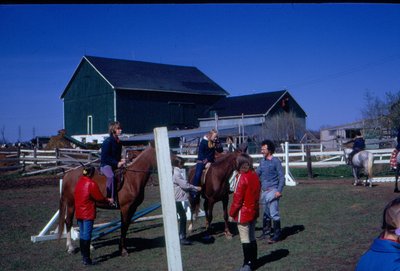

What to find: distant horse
left=58, top=145, right=158, bottom=257
left=187, top=146, right=246, bottom=238
left=343, top=148, right=374, bottom=187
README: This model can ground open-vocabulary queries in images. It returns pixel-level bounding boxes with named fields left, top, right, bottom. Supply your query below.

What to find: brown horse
left=188, top=146, right=245, bottom=238
left=58, top=144, right=158, bottom=257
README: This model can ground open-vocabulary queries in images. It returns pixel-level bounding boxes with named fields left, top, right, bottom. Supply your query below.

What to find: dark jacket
left=100, top=135, right=122, bottom=169
left=74, top=176, right=108, bottom=220
left=353, top=136, right=366, bottom=152
left=229, top=170, right=261, bottom=224
left=355, top=236, right=400, bottom=271
left=197, top=137, right=223, bottom=163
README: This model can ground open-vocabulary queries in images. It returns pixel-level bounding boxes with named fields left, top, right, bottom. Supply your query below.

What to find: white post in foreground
left=154, top=127, right=183, bottom=271
left=284, top=142, right=297, bottom=186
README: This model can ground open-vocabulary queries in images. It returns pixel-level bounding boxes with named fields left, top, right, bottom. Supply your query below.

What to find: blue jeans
left=193, top=162, right=205, bottom=187
left=78, top=219, right=94, bottom=241
left=260, top=188, right=280, bottom=221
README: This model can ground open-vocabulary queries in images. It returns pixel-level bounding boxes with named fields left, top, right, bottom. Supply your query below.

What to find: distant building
left=199, top=90, right=307, bottom=145
left=60, top=56, right=228, bottom=143
left=320, top=120, right=394, bottom=150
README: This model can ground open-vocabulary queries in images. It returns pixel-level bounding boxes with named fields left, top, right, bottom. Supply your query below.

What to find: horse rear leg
left=65, top=205, right=75, bottom=254
left=222, top=196, right=233, bottom=239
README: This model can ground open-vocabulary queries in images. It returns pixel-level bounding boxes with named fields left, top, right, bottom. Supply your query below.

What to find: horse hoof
left=67, top=248, right=75, bottom=255
left=225, top=232, right=233, bottom=240
left=121, top=249, right=129, bottom=257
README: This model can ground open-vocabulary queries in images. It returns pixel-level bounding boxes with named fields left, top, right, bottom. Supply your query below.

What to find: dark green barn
left=60, top=56, right=229, bottom=139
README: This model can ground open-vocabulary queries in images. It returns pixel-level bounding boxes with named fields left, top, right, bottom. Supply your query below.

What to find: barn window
left=87, top=115, right=93, bottom=135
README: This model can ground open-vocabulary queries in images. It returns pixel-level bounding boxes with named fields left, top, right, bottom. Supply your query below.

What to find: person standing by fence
left=256, top=140, right=285, bottom=243
left=230, top=153, right=261, bottom=271
left=100, top=121, right=125, bottom=207
left=74, top=166, right=113, bottom=265
left=172, top=156, right=201, bottom=245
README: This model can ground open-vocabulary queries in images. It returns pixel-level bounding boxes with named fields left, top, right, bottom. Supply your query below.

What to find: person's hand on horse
left=275, top=191, right=282, bottom=199
left=118, top=159, right=126, bottom=168
left=107, top=198, right=114, bottom=205
left=196, top=186, right=202, bottom=192
left=205, top=162, right=211, bottom=169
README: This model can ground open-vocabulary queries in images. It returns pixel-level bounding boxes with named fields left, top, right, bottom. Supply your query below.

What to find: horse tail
left=57, top=185, right=66, bottom=240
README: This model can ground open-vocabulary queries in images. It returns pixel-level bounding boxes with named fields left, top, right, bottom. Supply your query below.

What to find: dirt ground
left=1, top=173, right=399, bottom=271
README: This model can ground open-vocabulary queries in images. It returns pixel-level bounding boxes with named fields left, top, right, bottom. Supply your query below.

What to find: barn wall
left=63, top=60, right=114, bottom=135
left=116, top=90, right=223, bottom=134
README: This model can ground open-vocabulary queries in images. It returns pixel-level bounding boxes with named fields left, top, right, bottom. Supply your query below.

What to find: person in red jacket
left=229, top=153, right=261, bottom=271
left=74, top=166, right=113, bottom=265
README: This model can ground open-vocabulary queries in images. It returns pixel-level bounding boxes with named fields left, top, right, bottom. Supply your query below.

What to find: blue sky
left=0, top=4, right=399, bottom=143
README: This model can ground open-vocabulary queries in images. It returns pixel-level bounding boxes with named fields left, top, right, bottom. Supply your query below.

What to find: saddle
left=201, top=164, right=211, bottom=186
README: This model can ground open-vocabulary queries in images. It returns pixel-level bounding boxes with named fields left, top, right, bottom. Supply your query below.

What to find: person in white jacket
left=172, top=156, right=202, bottom=245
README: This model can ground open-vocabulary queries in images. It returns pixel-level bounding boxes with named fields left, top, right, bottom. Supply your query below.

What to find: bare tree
left=262, top=111, right=306, bottom=143
left=361, top=90, right=400, bottom=138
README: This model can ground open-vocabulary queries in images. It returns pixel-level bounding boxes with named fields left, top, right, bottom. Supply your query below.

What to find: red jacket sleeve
left=229, top=175, right=246, bottom=218
left=89, top=182, right=108, bottom=203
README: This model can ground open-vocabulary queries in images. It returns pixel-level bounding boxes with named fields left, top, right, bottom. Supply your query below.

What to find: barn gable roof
left=205, top=90, right=307, bottom=118
left=61, top=55, right=229, bottom=98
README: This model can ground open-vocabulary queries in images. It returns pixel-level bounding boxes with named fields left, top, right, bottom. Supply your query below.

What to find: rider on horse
left=100, top=121, right=126, bottom=207
left=191, top=129, right=223, bottom=200
left=347, top=131, right=366, bottom=166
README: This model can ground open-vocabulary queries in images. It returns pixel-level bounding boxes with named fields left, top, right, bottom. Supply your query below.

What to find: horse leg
left=222, top=195, right=233, bottom=239
left=119, top=205, right=137, bottom=257
left=204, top=199, right=213, bottom=235
left=352, top=168, right=358, bottom=186
left=395, top=165, right=400, bottom=193
left=65, top=205, right=75, bottom=254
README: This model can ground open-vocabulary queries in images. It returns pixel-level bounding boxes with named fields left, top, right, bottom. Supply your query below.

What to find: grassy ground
left=0, top=173, right=398, bottom=271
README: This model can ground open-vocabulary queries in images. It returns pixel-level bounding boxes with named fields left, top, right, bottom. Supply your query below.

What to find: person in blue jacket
left=100, top=121, right=125, bottom=207
left=347, top=131, right=366, bottom=166
left=355, top=197, right=400, bottom=271
left=191, top=129, right=223, bottom=200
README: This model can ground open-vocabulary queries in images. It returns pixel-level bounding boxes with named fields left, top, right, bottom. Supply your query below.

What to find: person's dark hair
left=261, top=139, right=275, bottom=154
left=382, top=197, right=400, bottom=233
left=236, top=153, right=253, bottom=170
left=172, top=156, right=185, bottom=168
left=82, top=166, right=95, bottom=178
left=355, top=131, right=362, bottom=137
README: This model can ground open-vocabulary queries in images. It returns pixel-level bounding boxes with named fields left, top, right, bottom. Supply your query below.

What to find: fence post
left=154, top=127, right=183, bottom=271
left=306, top=145, right=313, bottom=179
left=34, top=146, right=37, bottom=165
left=284, top=142, right=297, bottom=186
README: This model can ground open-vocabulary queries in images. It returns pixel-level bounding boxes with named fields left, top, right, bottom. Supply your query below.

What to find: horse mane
left=125, top=145, right=154, bottom=168
left=213, top=152, right=236, bottom=166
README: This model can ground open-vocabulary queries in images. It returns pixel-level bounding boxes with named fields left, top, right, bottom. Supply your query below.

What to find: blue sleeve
left=197, top=139, right=208, bottom=161
left=275, top=158, right=285, bottom=192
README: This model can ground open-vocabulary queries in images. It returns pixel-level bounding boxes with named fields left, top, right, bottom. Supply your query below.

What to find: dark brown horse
left=58, top=145, right=157, bottom=257
left=188, top=146, right=245, bottom=238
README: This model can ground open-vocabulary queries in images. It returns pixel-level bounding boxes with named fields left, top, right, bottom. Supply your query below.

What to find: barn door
left=87, top=115, right=93, bottom=135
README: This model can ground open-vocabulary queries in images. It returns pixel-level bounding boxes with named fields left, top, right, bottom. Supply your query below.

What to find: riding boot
left=81, top=239, right=95, bottom=265
left=268, top=220, right=282, bottom=244
left=240, top=243, right=253, bottom=271
left=179, top=233, right=192, bottom=245
left=249, top=240, right=258, bottom=270
left=257, top=214, right=271, bottom=240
